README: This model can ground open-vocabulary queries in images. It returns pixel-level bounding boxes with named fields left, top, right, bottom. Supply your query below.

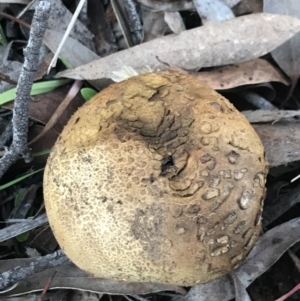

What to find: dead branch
left=0, top=1, right=51, bottom=179
left=0, top=250, right=70, bottom=291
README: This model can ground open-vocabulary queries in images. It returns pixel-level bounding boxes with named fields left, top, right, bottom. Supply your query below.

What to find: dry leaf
left=253, top=123, right=300, bottom=166
left=111, top=0, right=135, bottom=47
left=232, top=0, right=263, bottom=16
left=230, top=272, right=251, bottom=301
left=184, top=217, right=300, bottom=301
left=57, top=13, right=300, bottom=80
left=3, top=85, right=85, bottom=134
left=0, top=295, right=37, bottom=301
left=192, top=0, right=234, bottom=23
left=142, top=9, right=168, bottom=42
left=264, top=0, right=300, bottom=102
left=263, top=185, right=300, bottom=226
left=196, top=59, right=290, bottom=90
left=0, top=0, right=30, bottom=3
left=87, top=0, right=118, bottom=56
left=164, top=12, right=185, bottom=34
left=135, top=0, right=240, bottom=12
left=0, top=260, right=186, bottom=297
left=28, top=80, right=83, bottom=145
left=43, top=30, right=100, bottom=69
left=33, top=0, right=95, bottom=52
left=242, top=110, right=300, bottom=123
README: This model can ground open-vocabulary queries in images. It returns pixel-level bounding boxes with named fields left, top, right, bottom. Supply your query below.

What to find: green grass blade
left=32, top=149, right=52, bottom=157
left=0, top=168, right=44, bottom=190
left=0, top=24, right=7, bottom=45
left=0, top=79, right=72, bottom=105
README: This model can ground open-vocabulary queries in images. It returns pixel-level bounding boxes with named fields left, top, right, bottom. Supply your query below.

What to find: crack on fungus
left=160, top=155, right=175, bottom=176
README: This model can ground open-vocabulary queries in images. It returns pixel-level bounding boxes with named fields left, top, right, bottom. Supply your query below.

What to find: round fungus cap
left=43, top=71, right=268, bottom=286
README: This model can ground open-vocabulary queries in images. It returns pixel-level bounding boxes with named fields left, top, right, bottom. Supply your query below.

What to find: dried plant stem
left=0, top=250, right=70, bottom=291
left=0, top=1, right=51, bottom=179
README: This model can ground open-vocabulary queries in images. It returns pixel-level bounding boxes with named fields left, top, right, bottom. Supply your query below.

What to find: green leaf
left=0, top=168, right=44, bottom=190
left=0, top=24, right=7, bottom=46
left=0, top=79, right=72, bottom=105
left=81, top=87, right=98, bottom=101
left=16, top=231, right=30, bottom=242
left=14, top=189, right=26, bottom=207
left=32, top=149, right=52, bottom=157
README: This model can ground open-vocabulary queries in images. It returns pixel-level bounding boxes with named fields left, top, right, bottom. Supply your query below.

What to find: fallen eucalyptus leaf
left=3, top=84, right=85, bottom=134
left=253, top=122, right=300, bottom=166
left=0, top=0, right=30, bottom=3
left=111, top=0, right=134, bottom=47
left=142, top=9, right=168, bottom=42
left=0, top=295, right=37, bottom=301
left=164, top=12, right=185, bottom=34
left=135, top=0, right=240, bottom=12
left=263, top=184, right=300, bottom=227
left=264, top=0, right=300, bottom=102
left=57, top=13, right=300, bottom=80
left=232, top=0, right=263, bottom=16
left=193, top=0, right=234, bottom=23
left=43, top=30, right=100, bottom=69
left=33, top=0, right=95, bottom=51
left=184, top=217, right=300, bottom=301
left=242, top=110, right=300, bottom=123
left=230, top=272, right=251, bottom=301
left=0, top=260, right=186, bottom=297
left=196, top=58, right=290, bottom=90
left=0, top=214, right=48, bottom=243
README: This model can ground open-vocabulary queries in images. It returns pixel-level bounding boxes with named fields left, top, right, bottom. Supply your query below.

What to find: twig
left=274, top=282, right=300, bottom=301
left=0, top=249, right=70, bottom=291
left=0, top=213, right=48, bottom=242
left=47, top=0, right=86, bottom=72
left=37, top=271, right=57, bottom=301
left=0, top=1, right=51, bottom=179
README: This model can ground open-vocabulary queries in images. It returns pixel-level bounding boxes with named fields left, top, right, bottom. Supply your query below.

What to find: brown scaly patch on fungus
left=43, top=70, right=268, bottom=286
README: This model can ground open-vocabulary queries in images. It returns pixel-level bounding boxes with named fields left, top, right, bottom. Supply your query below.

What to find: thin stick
left=0, top=1, right=51, bottom=179
left=47, top=0, right=86, bottom=73
left=0, top=250, right=69, bottom=291
left=37, top=271, right=57, bottom=301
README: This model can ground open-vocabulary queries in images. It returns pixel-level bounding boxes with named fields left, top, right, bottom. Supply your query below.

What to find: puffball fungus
left=43, top=71, right=268, bottom=286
